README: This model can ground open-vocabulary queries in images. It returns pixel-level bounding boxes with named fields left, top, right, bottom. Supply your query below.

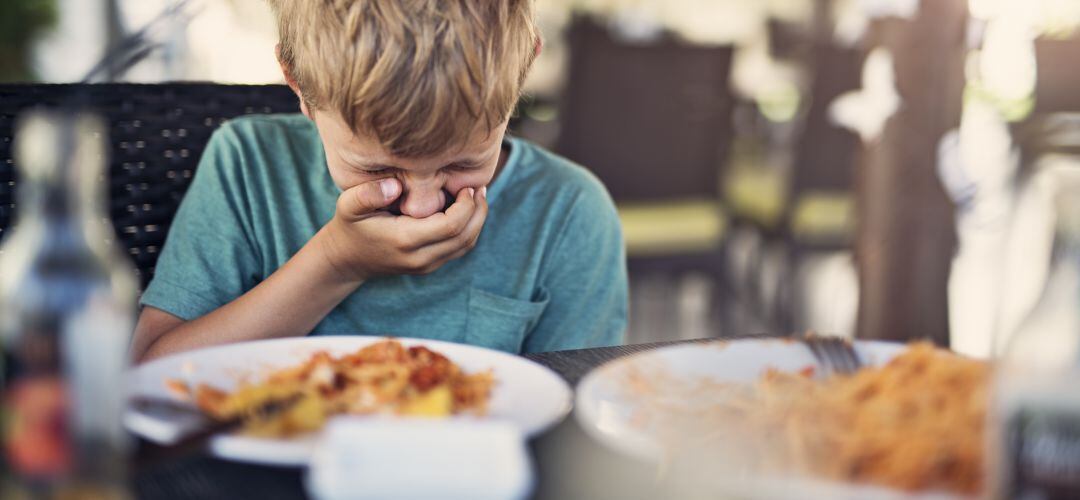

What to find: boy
left=131, top=0, right=627, bottom=361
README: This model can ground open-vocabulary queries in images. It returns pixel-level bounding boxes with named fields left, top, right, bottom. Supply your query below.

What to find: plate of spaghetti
left=575, top=338, right=990, bottom=499
left=127, top=336, right=571, bottom=466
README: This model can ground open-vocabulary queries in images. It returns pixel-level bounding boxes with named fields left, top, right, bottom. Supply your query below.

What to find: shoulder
left=221, top=113, right=315, bottom=135
left=219, top=112, right=315, bottom=136
left=211, top=113, right=318, bottom=152
left=198, top=113, right=321, bottom=185
left=505, top=137, right=619, bottom=224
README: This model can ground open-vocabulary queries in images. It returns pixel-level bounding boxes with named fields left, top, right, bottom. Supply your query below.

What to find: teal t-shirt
left=140, top=114, right=628, bottom=353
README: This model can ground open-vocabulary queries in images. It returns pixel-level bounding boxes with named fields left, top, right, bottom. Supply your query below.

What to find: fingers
left=449, top=186, right=489, bottom=256
left=396, top=185, right=479, bottom=248
left=410, top=186, right=488, bottom=267
left=336, top=178, right=401, bottom=221
left=339, top=185, right=488, bottom=276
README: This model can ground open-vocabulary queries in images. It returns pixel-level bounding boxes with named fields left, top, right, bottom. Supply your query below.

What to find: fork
left=126, top=394, right=301, bottom=470
left=800, top=333, right=863, bottom=377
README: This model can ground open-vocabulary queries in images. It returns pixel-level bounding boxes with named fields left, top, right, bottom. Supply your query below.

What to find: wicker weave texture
left=0, top=83, right=299, bottom=288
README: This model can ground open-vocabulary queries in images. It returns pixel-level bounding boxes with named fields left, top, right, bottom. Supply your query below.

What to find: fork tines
left=801, top=333, right=862, bottom=377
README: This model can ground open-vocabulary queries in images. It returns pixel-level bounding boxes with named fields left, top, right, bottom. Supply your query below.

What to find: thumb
left=337, top=178, right=401, bottom=220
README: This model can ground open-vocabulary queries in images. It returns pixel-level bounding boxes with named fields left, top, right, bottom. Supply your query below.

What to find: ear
left=534, top=35, right=543, bottom=59
left=276, top=44, right=312, bottom=119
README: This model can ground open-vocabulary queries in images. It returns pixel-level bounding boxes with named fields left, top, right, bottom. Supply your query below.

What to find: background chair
left=554, top=17, right=736, bottom=341
left=769, top=43, right=863, bottom=334
left=0, top=83, right=299, bottom=288
left=719, top=39, right=864, bottom=336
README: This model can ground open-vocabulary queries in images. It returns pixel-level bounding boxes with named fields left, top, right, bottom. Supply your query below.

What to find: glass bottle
left=0, top=111, right=138, bottom=499
left=991, top=164, right=1080, bottom=499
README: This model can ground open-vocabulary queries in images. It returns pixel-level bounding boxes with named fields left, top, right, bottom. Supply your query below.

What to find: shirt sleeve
left=522, top=185, right=629, bottom=353
left=139, top=123, right=263, bottom=320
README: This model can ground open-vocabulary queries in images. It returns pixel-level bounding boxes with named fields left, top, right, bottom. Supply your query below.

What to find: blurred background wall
left=4, top=0, right=1080, bottom=354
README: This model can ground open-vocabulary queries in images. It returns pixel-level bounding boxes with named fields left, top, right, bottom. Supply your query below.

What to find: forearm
left=138, top=227, right=360, bottom=361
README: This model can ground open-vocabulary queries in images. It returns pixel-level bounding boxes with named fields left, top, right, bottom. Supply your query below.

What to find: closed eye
left=443, top=162, right=481, bottom=172
left=358, top=164, right=396, bottom=175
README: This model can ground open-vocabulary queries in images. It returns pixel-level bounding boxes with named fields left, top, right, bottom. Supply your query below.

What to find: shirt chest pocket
left=465, top=287, right=549, bottom=353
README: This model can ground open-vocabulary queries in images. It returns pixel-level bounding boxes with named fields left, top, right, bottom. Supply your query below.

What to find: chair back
left=0, top=83, right=299, bottom=288
left=556, top=17, right=735, bottom=203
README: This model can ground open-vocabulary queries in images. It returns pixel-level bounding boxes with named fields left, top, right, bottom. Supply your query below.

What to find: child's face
left=311, top=109, right=505, bottom=219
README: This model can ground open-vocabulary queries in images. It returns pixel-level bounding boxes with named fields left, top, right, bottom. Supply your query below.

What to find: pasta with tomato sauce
left=168, top=339, right=495, bottom=437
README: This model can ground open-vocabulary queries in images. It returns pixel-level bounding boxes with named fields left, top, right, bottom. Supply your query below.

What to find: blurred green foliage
left=0, top=0, right=58, bottom=82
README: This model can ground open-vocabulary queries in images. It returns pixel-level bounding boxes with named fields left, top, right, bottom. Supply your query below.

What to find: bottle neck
left=10, top=112, right=112, bottom=251
left=14, top=160, right=107, bottom=231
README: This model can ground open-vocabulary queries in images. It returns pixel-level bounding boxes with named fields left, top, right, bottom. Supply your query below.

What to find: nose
left=398, top=179, right=447, bottom=218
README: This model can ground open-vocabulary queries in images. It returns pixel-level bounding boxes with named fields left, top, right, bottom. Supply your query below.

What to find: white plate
left=127, top=336, right=572, bottom=466
left=575, top=338, right=965, bottom=500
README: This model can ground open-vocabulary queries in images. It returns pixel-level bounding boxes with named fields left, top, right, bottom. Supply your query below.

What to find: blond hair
left=268, top=0, right=539, bottom=157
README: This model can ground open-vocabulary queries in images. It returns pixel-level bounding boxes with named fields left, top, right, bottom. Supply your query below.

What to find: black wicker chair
left=0, top=83, right=300, bottom=288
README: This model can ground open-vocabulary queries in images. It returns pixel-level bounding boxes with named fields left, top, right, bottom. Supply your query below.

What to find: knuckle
left=388, top=232, right=411, bottom=251
left=437, top=220, right=456, bottom=237
left=357, top=186, right=379, bottom=210
left=454, top=230, right=473, bottom=248
left=444, top=217, right=467, bottom=236
left=402, top=253, right=430, bottom=273
left=335, top=194, right=350, bottom=215
left=350, top=187, right=366, bottom=208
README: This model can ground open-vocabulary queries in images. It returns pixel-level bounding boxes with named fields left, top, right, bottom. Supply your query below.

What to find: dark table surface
left=133, top=338, right=718, bottom=500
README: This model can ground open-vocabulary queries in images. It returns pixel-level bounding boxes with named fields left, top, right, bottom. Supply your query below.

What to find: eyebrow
left=351, top=155, right=487, bottom=171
